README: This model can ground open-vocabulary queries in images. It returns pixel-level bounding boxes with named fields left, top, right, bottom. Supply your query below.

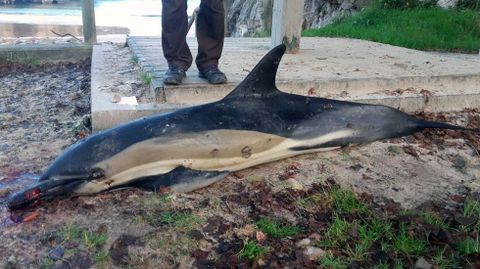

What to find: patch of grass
left=140, top=72, right=152, bottom=85
left=432, top=247, right=460, bottom=269
left=393, top=224, right=428, bottom=255
left=421, top=210, right=449, bottom=229
left=57, top=224, right=83, bottom=243
left=38, top=257, right=55, bottom=269
left=130, top=55, right=139, bottom=64
left=256, top=217, right=300, bottom=238
left=94, top=250, right=110, bottom=264
left=320, top=254, right=350, bottom=269
left=319, top=215, right=351, bottom=248
left=331, top=187, right=368, bottom=214
left=302, top=7, right=480, bottom=53
left=145, top=210, right=203, bottom=230
left=83, top=230, right=108, bottom=250
left=458, top=236, right=480, bottom=255
left=239, top=239, right=268, bottom=262
left=463, top=196, right=480, bottom=220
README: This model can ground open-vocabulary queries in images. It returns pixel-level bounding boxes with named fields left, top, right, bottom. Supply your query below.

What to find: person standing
left=162, top=0, right=228, bottom=85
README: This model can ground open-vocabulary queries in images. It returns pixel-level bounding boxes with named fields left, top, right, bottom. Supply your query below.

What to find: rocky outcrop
left=302, top=0, right=371, bottom=29
left=226, top=0, right=371, bottom=37
left=226, top=0, right=273, bottom=37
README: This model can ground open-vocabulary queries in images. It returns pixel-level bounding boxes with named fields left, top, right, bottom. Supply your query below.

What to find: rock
left=296, top=238, right=311, bottom=248
left=247, top=175, right=265, bottom=182
left=437, top=0, right=459, bottom=8
left=454, top=213, right=476, bottom=226
left=283, top=178, right=304, bottom=191
left=111, top=94, right=122, bottom=103
left=388, top=145, right=403, bottom=155
left=0, top=188, right=12, bottom=198
left=452, top=154, right=468, bottom=170
left=303, top=247, right=326, bottom=261
left=256, top=231, right=267, bottom=241
left=414, top=257, right=432, bottom=269
left=48, top=246, right=65, bottom=261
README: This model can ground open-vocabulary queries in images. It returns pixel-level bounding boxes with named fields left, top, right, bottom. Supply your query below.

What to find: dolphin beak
left=7, top=177, right=86, bottom=211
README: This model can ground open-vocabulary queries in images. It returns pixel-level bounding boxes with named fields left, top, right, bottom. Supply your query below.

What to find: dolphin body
left=8, top=44, right=473, bottom=210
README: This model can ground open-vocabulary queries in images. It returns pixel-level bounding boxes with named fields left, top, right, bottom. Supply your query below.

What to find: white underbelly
left=74, top=129, right=350, bottom=194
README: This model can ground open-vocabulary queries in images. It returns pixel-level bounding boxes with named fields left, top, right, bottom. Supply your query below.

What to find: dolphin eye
left=90, top=168, right=105, bottom=180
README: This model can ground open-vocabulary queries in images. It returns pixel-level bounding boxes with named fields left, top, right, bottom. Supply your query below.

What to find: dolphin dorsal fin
left=224, top=44, right=286, bottom=99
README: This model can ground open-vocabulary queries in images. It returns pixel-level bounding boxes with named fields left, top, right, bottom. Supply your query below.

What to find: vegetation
left=239, top=239, right=268, bottom=262
left=256, top=217, right=300, bottom=238
left=140, top=71, right=152, bottom=85
left=303, top=4, right=480, bottom=53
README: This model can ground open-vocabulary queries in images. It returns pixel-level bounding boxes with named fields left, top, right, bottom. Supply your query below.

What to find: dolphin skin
left=8, top=44, right=475, bottom=210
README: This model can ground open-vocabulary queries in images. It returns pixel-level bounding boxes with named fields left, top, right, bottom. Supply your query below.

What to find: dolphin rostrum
left=8, top=44, right=476, bottom=210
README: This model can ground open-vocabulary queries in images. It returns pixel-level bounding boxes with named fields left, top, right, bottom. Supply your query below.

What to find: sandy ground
left=0, top=43, right=479, bottom=268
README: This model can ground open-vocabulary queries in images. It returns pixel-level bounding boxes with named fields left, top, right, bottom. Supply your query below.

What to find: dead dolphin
left=8, top=44, right=475, bottom=210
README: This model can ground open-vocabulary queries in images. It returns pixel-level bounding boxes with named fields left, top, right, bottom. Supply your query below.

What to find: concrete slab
left=92, top=37, right=480, bottom=131
left=128, top=36, right=480, bottom=109
left=91, top=43, right=184, bottom=132
left=0, top=44, right=92, bottom=64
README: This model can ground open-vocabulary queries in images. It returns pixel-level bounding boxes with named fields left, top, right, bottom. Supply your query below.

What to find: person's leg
left=162, top=0, right=192, bottom=70
left=196, top=0, right=225, bottom=70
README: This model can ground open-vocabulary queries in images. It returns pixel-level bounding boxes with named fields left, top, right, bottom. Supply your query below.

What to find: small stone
left=414, top=257, right=432, bottom=269
left=247, top=175, right=265, bottom=182
left=303, top=247, right=326, bottom=261
left=309, top=233, right=322, bottom=241
left=296, top=238, right=311, bottom=248
left=452, top=154, right=468, bottom=170
left=48, top=246, right=65, bottom=261
left=255, top=231, right=267, bottom=241
left=0, top=188, right=12, bottom=198
left=284, top=178, right=304, bottom=191
left=111, top=94, right=122, bottom=103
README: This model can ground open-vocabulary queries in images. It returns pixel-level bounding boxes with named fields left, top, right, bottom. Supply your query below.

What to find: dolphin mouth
left=7, top=177, right=85, bottom=211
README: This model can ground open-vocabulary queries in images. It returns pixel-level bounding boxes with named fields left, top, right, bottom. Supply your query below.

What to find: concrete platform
left=0, top=43, right=92, bottom=64
left=92, top=36, right=480, bottom=131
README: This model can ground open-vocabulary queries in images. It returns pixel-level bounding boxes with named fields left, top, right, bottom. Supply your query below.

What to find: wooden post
left=271, top=0, right=304, bottom=53
left=82, top=0, right=97, bottom=44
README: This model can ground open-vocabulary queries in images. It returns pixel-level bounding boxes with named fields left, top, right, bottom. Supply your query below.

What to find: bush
left=457, top=0, right=480, bottom=10
left=377, top=0, right=437, bottom=9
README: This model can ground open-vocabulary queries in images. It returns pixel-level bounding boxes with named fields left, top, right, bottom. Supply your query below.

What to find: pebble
left=284, top=178, right=304, bottom=191
left=414, top=257, right=432, bottom=269
left=303, top=247, right=326, bottom=261
left=296, top=238, right=311, bottom=248
left=48, top=246, right=65, bottom=261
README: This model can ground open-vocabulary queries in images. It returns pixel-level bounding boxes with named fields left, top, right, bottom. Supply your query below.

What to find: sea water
left=0, top=0, right=200, bottom=37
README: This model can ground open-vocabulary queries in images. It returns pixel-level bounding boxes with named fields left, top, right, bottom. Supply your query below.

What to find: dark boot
left=164, top=66, right=186, bottom=85
left=198, top=65, right=227, bottom=84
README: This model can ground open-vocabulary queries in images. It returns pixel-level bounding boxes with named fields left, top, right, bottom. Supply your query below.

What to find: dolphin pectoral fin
left=130, top=167, right=228, bottom=193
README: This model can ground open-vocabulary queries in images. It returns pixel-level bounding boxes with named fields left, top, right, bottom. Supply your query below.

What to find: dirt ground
left=0, top=45, right=479, bottom=268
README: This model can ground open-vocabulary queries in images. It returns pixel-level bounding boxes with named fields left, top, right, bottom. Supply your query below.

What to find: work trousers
left=162, top=0, right=225, bottom=70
